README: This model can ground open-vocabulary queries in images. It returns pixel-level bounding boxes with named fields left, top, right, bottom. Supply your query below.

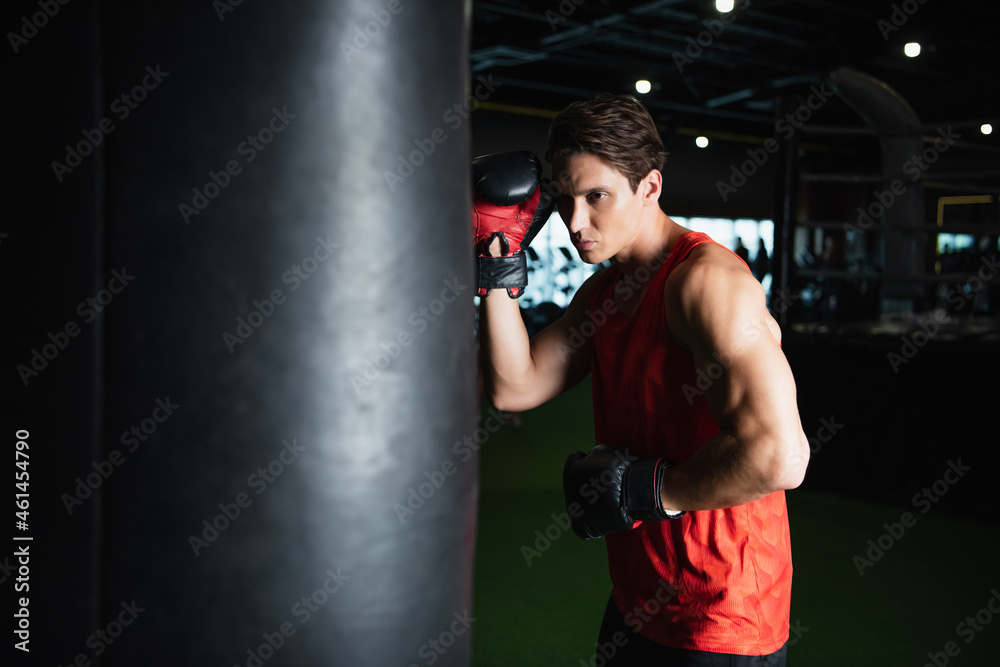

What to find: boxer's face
left=552, top=152, right=655, bottom=265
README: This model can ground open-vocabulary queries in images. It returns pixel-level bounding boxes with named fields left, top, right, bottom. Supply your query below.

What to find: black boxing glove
left=471, top=151, right=555, bottom=298
left=562, top=444, right=685, bottom=541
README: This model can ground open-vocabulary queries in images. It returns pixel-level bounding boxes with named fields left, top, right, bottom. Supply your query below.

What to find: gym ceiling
left=470, top=0, right=998, bottom=140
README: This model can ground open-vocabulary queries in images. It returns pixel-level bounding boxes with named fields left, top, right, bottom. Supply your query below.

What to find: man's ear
left=641, top=169, right=662, bottom=204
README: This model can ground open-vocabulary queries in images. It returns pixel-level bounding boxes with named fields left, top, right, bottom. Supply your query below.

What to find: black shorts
left=591, top=596, right=788, bottom=666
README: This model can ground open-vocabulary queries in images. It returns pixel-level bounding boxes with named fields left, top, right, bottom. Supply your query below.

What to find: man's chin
left=576, top=248, right=610, bottom=265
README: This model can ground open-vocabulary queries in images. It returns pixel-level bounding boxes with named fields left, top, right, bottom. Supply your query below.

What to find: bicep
left=699, top=325, right=800, bottom=443
left=693, top=316, right=808, bottom=489
left=669, top=256, right=801, bottom=442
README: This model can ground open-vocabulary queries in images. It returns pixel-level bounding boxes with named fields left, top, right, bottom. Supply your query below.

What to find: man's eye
left=588, top=193, right=606, bottom=203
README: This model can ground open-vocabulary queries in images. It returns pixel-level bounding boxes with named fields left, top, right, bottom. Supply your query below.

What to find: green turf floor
left=470, top=381, right=1000, bottom=666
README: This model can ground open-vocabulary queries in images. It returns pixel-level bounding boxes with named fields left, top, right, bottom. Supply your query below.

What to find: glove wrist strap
left=477, top=252, right=527, bottom=298
left=626, top=458, right=686, bottom=521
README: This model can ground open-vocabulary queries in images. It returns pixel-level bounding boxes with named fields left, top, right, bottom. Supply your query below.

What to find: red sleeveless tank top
left=589, top=231, right=791, bottom=655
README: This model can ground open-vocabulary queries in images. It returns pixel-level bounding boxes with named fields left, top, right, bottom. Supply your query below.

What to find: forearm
left=659, top=428, right=807, bottom=512
left=479, top=290, right=534, bottom=409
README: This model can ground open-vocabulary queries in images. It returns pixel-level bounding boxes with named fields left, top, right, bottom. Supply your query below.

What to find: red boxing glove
left=472, top=151, right=555, bottom=298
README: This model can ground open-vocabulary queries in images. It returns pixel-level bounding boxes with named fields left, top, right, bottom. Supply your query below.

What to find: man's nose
left=563, top=200, right=588, bottom=234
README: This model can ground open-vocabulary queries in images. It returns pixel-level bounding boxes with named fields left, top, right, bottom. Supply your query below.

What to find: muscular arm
left=480, top=269, right=605, bottom=413
left=659, top=245, right=810, bottom=511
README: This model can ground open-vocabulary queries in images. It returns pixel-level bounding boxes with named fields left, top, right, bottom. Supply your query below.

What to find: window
left=511, top=214, right=775, bottom=307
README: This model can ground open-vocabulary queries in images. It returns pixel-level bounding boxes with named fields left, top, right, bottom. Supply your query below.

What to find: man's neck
left=614, top=209, right=682, bottom=280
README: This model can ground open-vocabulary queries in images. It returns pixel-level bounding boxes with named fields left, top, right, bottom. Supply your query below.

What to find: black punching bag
left=96, top=1, right=478, bottom=665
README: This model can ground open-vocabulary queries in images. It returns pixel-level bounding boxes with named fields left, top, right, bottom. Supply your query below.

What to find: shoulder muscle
left=664, top=243, right=774, bottom=354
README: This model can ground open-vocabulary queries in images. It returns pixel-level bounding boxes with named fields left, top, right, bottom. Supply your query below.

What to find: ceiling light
left=716, top=0, right=735, bottom=12
left=635, top=79, right=651, bottom=94
left=982, top=124, right=993, bottom=135
left=695, top=136, right=709, bottom=148
left=904, top=42, right=921, bottom=57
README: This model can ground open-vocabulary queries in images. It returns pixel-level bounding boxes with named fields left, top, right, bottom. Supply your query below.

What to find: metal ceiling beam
left=632, top=27, right=806, bottom=72
left=704, top=74, right=823, bottom=108
left=474, top=1, right=568, bottom=25
left=470, top=45, right=548, bottom=71
left=631, top=5, right=811, bottom=49
left=704, top=88, right=757, bottom=108
left=488, top=74, right=774, bottom=124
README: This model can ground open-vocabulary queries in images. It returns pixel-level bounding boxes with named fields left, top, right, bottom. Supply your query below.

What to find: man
left=734, top=237, right=750, bottom=264
left=472, top=94, right=810, bottom=665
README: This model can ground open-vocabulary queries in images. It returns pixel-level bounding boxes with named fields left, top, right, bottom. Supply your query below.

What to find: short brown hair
left=545, top=94, right=667, bottom=193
